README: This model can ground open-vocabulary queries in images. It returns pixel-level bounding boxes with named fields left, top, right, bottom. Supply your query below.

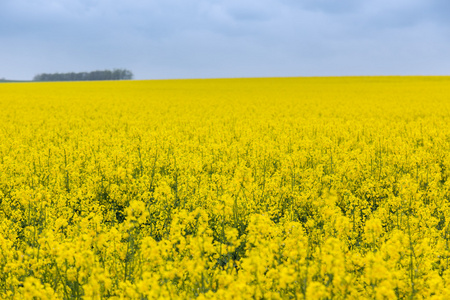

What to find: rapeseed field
left=1, top=76, right=450, bottom=299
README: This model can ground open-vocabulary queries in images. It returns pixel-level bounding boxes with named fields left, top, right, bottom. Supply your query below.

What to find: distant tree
left=33, top=69, right=133, bottom=81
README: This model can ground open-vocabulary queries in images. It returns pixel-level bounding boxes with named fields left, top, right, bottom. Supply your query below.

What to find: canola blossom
left=1, top=77, right=450, bottom=299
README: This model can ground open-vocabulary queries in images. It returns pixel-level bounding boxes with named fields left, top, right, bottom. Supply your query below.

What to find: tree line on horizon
left=33, top=69, right=133, bottom=81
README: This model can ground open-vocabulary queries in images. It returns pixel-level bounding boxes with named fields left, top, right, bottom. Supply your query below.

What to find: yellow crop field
left=2, top=76, right=450, bottom=299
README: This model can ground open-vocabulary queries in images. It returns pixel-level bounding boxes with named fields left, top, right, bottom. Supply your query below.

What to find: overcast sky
left=1, top=0, right=449, bottom=80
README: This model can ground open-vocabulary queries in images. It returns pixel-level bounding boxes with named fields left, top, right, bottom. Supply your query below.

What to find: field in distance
left=1, top=77, right=450, bottom=298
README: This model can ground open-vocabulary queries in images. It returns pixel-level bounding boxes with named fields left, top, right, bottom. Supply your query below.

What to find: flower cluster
left=1, top=77, right=450, bottom=298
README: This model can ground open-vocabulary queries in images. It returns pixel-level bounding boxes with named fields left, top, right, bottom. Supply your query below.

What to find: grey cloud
left=286, top=0, right=362, bottom=14
left=1, top=0, right=450, bottom=80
